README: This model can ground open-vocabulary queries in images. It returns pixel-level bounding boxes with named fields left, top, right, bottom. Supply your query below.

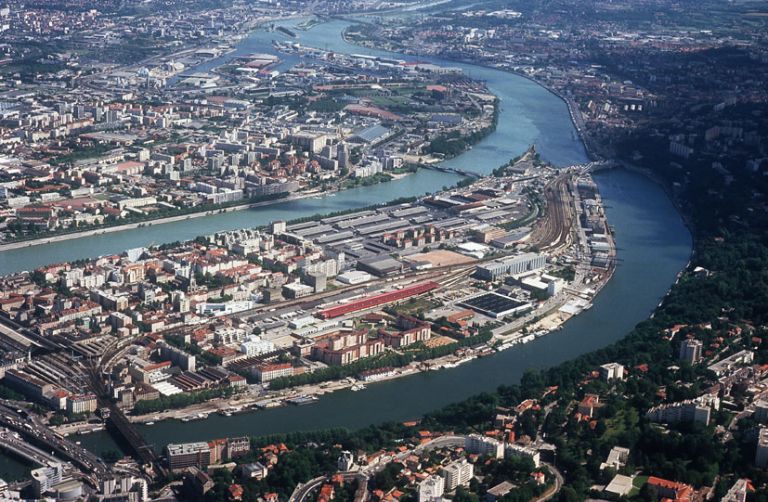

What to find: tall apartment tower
left=679, top=338, right=703, bottom=364
left=338, top=142, right=350, bottom=170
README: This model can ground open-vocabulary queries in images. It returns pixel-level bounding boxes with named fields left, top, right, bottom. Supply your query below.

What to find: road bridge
left=0, top=430, right=60, bottom=467
left=0, top=402, right=107, bottom=481
left=423, top=164, right=483, bottom=178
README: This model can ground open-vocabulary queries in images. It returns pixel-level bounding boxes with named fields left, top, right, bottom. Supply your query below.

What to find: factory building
left=476, top=253, right=546, bottom=280
left=166, top=442, right=212, bottom=472
left=317, top=282, right=440, bottom=319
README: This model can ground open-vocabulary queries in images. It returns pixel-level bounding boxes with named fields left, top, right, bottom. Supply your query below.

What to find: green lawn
left=391, top=298, right=440, bottom=316
left=628, top=475, right=649, bottom=497
left=369, top=95, right=412, bottom=107
left=603, top=407, right=639, bottom=441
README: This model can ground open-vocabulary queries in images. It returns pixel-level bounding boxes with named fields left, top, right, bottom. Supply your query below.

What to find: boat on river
left=286, top=395, right=319, bottom=406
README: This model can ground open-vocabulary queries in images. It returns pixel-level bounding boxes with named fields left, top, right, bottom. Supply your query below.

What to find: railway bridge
left=87, top=362, right=162, bottom=480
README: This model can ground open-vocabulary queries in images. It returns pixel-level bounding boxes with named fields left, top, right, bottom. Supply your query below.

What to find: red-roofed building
left=647, top=476, right=694, bottom=502
left=318, top=484, right=334, bottom=502
left=318, top=282, right=440, bottom=319
left=426, top=84, right=449, bottom=93
left=228, top=483, right=244, bottom=501
left=515, top=399, right=536, bottom=414
left=577, top=394, right=600, bottom=418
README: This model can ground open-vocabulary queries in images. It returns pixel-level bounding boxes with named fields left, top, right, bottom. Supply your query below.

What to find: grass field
left=628, top=475, right=649, bottom=497
left=603, top=407, right=640, bottom=441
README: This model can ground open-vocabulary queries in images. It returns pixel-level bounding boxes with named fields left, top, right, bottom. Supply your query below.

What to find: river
left=0, top=18, right=585, bottom=276
left=0, top=18, right=691, bottom=476
left=0, top=455, right=31, bottom=483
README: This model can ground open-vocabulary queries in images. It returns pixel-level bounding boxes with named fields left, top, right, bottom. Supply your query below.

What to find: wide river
left=0, top=18, right=691, bottom=478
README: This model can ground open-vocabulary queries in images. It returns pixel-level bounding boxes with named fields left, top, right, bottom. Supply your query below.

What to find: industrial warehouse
left=318, top=282, right=441, bottom=319
left=460, top=292, right=532, bottom=319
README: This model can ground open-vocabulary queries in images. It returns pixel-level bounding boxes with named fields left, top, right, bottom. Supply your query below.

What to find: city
left=0, top=0, right=766, bottom=501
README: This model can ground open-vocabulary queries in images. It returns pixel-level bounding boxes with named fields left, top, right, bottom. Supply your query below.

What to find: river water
left=0, top=18, right=691, bottom=475
left=0, top=455, right=30, bottom=482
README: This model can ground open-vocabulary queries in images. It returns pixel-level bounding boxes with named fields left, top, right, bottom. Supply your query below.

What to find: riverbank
left=590, top=160, right=696, bottom=246
left=127, top=351, right=455, bottom=425
left=0, top=58, right=497, bottom=254
left=0, top=17, right=591, bottom=276
left=0, top=170, right=425, bottom=253
left=0, top=194, right=294, bottom=252
left=67, top=168, right=688, bottom=460
left=81, top=168, right=691, bottom=497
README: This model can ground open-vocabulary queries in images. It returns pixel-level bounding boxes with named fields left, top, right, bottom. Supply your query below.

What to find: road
left=0, top=428, right=62, bottom=467
left=289, top=475, right=327, bottom=502
left=290, top=472, right=367, bottom=502
left=534, top=462, right=564, bottom=502
left=287, top=436, right=464, bottom=502
left=0, top=401, right=107, bottom=486
left=288, top=435, right=560, bottom=502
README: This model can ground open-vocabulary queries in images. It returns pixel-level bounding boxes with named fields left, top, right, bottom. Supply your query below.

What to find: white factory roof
left=337, top=270, right=373, bottom=284
left=153, top=381, right=183, bottom=396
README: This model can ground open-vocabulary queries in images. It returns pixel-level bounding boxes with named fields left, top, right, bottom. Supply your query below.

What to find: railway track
left=528, top=174, right=575, bottom=254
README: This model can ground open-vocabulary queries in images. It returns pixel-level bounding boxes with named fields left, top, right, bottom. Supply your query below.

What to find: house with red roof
left=647, top=476, right=694, bottom=502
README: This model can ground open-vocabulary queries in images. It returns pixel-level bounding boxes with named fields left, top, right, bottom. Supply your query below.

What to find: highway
left=0, top=428, right=62, bottom=467
left=0, top=401, right=108, bottom=486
